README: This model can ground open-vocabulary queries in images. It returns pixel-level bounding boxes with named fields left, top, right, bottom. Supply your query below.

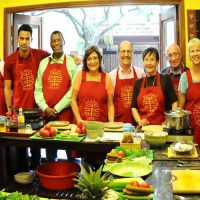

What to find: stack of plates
left=14, top=172, right=34, bottom=184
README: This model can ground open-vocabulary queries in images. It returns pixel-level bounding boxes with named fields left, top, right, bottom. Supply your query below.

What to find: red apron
left=42, top=56, right=73, bottom=123
left=42, top=56, right=73, bottom=122
left=114, top=68, right=137, bottom=124
left=0, top=72, right=6, bottom=115
left=185, top=70, right=200, bottom=147
left=13, top=50, right=37, bottom=109
left=137, top=72, right=165, bottom=125
left=78, top=70, right=108, bottom=122
left=168, top=64, right=185, bottom=95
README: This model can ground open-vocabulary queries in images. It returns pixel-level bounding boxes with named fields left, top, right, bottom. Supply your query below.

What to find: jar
left=0, top=115, right=7, bottom=132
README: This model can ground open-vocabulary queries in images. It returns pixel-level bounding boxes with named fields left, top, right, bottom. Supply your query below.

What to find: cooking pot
left=165, top=108, right=191, bottom=130
left=22, top=108, right=42, bottom=119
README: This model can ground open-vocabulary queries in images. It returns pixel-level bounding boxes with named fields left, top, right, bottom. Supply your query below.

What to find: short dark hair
left=18, top=24, right=32, bottom=36
left=142, top=47, right=159, bottom=61
left=83, top=46, right=103, bottom=72
left=50, top=30, right=65, bottom=44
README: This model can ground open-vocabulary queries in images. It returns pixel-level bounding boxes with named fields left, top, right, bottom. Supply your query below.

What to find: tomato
left=81, top=126, right=86, bottom=134
left=39, top=128, right=50, bottom=137
left=130, top=180, right=140, bottom=187
left=44, top=123, right=51, bottom=131
left=50, top=127, right=57, bottom=137
left=117, top=150, right=126, bottom=158
left=139, top=181, right=150, bottom=188
left=76, top=127, right=82, bottom=134
left=77, top=120, right=83, bottom=129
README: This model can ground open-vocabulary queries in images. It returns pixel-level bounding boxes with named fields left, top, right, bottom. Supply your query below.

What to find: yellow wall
left=1, top=0, right=200, bottom=65
left=184, top=0, right=200, bottom=67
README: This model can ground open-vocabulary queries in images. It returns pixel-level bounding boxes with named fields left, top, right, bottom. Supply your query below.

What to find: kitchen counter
left=0, top=134, right=200, bottom=199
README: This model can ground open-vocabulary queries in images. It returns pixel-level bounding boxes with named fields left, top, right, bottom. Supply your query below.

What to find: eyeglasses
left=87, top=56, right=99, bottom=62
left=167, top=52, right=179, bottom=59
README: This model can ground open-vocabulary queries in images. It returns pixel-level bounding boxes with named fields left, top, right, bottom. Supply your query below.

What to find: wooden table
left=1, top=135, right=200, bottom=200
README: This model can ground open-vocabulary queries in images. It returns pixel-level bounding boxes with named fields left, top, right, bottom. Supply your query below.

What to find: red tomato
left=81, top=126, right=86, bottom=134
left=50, top=127, right=57, bottom=137
left=117, top=150, right=126, bottom=158
left=39, top=128, right=50, bottom=137
left=139, top=181, right=150, bottom=188
left=77, top=120, right=83, bottom=129
left=76, top=127, right=82, bottom=134
left=44, top=124, right=51, bottom=131
left=130, top=180, right=140, bottom=187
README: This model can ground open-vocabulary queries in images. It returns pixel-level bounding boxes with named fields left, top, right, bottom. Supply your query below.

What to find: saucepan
left=22, top=108, right=42, bottom=119
left=165, top=108, right=191, bottom=130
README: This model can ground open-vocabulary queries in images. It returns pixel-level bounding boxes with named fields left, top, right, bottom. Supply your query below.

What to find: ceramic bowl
left=85, top=121, right=104, bottom=130
left=144, top=131, right=168, bottom=146
left=14, top=171, right=34, bottom=184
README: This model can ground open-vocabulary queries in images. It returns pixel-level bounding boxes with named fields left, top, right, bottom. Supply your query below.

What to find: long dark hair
left=83, top=46, right=103, bottom=72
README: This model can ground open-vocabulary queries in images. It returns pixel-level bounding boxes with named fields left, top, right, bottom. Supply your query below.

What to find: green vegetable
left=0, top=190, right=40, bottom=200
left=109, top=178, right=141, bottom=191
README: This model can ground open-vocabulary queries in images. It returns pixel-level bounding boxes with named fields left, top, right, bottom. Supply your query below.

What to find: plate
left=171, top=141, right=194, bottom=155
left=109, top=162, right=152, bottom=177
left=142, top=125, right=163, bottom=131
left=104, top=122, right=124, bottom=129
left=118, top=192, right=153, bottom=199
left=49, top=121, right=70, bottom=127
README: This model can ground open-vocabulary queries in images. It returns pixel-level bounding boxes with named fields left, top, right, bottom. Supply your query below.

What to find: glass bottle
left=18, top=108, right=25, bottom=132
left=10, top=107, right=18, bottom=132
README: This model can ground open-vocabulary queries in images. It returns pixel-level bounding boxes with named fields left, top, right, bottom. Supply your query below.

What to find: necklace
left=145, top=76, right=156, bottom=87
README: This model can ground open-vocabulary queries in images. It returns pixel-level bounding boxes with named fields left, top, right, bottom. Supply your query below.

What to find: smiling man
left=161, top=43, right=188, bottom=94
left=34, top=30, right=78, bottom=161
left=109, top=40, right=144, bottom=125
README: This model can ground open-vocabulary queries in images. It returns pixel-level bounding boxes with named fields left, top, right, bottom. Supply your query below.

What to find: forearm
left=178, top=92, right=186, bottom=109
left=108, top=104, right=114, bottom=122
left=71, top=99, right=82, bottom=122
left=4, top=80, right=12, bottom=113
left=131, top=108, right=149, bottom=127
left=54, top=87, right=72, bottom=113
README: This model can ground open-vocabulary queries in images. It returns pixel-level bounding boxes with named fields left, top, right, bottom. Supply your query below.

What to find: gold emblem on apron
left=143, top=93, right=158, bottom=113
left=193, top=102, right=200, bottom=126
left=48, top=68, right=62, bottom=89
left=121, top=85, right=133, bottom=108
left=20, top=69, right=34, bottom=91
left=84, top=100, right=100, bottom=120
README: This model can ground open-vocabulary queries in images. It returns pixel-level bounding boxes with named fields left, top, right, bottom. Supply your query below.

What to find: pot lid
left=165, top=108, right=191, bottom=116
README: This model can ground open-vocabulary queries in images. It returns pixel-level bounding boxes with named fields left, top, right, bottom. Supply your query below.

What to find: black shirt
left=131, top=73, right=177, bottom=110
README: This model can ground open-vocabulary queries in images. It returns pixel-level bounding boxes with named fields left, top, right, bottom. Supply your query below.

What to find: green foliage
left=74, top=165, right=112, bottom=199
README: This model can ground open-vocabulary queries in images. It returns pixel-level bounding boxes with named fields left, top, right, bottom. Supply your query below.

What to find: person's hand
left=70, top=54, right=82, bottom=65
left=138, top=118, right=149, bottom=128
left=45, top=107, right=58, bottom=118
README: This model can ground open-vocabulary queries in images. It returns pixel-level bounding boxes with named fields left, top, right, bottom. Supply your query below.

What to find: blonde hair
left=188, top=38, right=200, bottom=53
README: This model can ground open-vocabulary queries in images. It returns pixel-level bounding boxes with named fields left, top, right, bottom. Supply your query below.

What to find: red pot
left=36, top=161, right=80, bottom=190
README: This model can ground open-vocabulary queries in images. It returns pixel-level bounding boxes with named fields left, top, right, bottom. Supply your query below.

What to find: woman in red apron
left=114, top=68, right=137, bottom=125
left=131, top=47, right=177, bottom=127
left=72, top=45, right=114, bottom=124
left=178, top=38, right=200, bottom=147
left=71, top=46, right=114, bottom=167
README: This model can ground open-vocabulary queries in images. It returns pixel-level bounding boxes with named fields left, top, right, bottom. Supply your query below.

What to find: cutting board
left=168, top=147, right=199, bottom=159
left=172, top=170, right=200, bottom=193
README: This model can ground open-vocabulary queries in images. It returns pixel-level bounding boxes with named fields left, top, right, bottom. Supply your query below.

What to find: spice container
left=0, top=115, right=7, bottom=132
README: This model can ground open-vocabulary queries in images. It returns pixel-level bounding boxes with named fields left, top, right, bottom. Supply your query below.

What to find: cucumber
left=109, top=178, right=143, bottom=190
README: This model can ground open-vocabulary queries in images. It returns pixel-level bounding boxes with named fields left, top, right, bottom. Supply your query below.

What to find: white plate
left=104, top=122, right=124, bottom=129
left=49, top=121, right=70, bottom=127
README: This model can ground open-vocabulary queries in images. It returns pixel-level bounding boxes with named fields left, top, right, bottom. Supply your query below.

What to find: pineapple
left=74, top=164, right=118, bottom=200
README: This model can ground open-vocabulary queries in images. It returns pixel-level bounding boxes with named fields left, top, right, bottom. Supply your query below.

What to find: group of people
left=0, top=23, right=200, bottom=170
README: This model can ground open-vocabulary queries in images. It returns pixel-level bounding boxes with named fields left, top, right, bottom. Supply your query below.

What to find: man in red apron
left=0, top=60, right=6, bottom=115
left=161, top=44, right=188, bottom=95
left=34, top=31, right=78, bottom=161
left=109, top=40, right=145, bottom=125
left=4, top=24, right=49, bottom=171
